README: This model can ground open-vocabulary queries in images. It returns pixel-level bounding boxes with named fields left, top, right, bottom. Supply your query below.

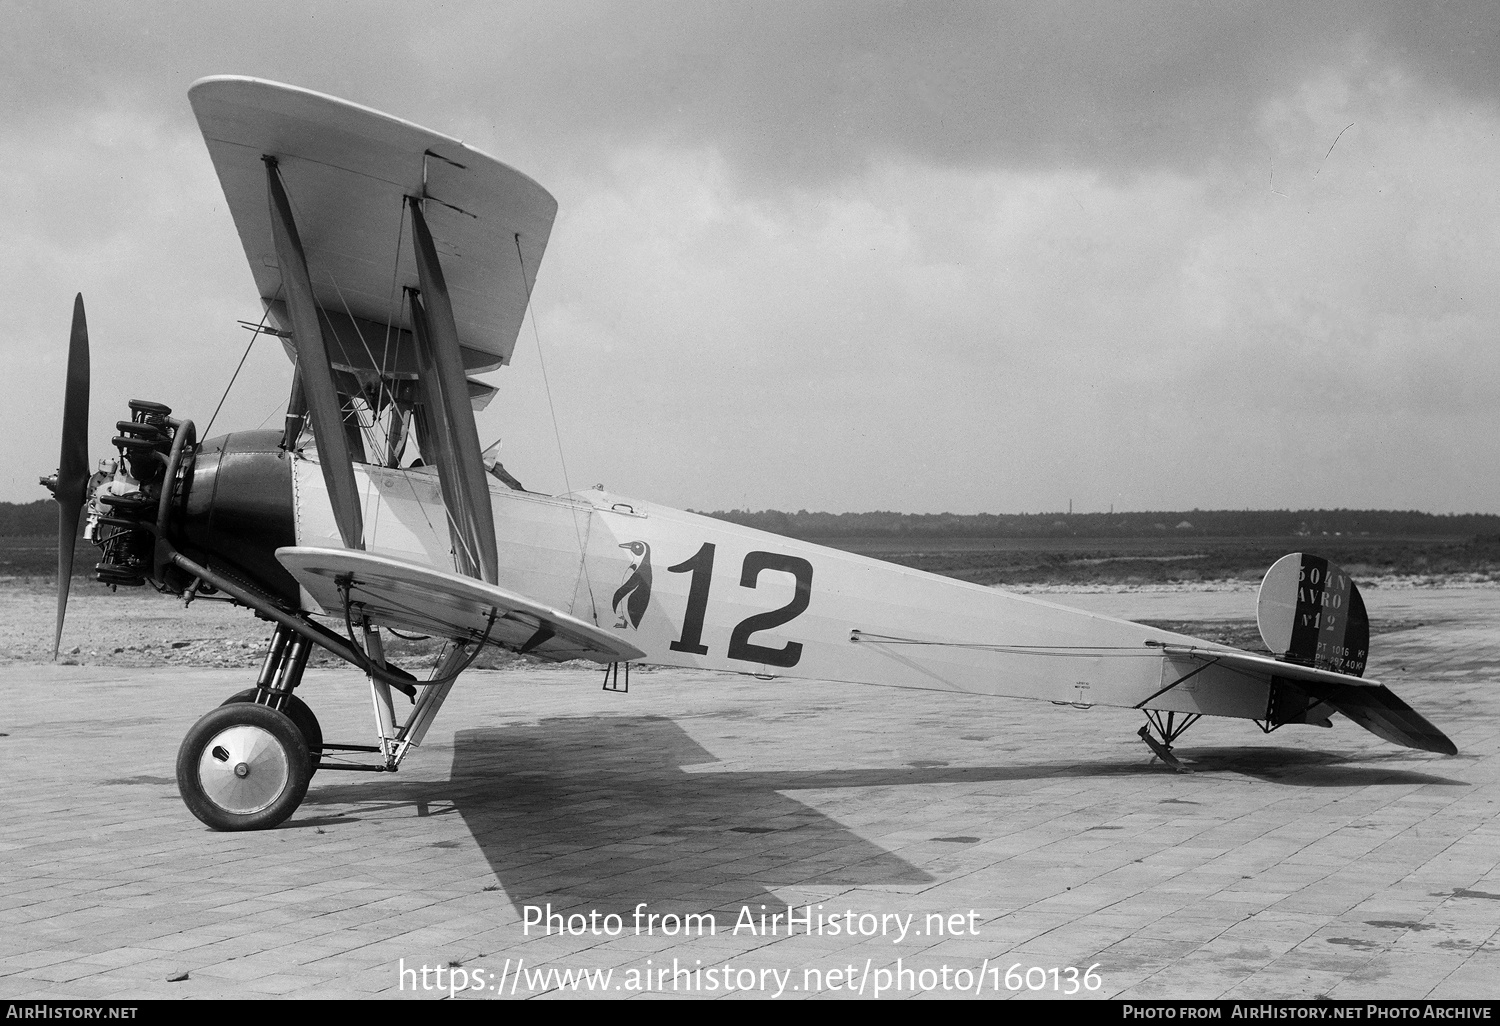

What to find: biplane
left=40, top=77, right=1455, bottom=832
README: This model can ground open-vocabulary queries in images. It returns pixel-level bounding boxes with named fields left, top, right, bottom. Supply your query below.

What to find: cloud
left=425, top=1, right=1500, bottom=187
left=4, top=3, right=1497, bottom=513
left=10, top=3, right=1500, bottom=185
left=481, top=61, right=1500, bottom=513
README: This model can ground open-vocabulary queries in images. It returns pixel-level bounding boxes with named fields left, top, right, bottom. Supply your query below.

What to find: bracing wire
left=513, top=233, right=598, bottom=620
left=514, top=236, right=573, bottom=494
left=205, top=288, right=282, bottom=438
left=380, top=203, right=409, bottom=416
left=253, top=391, right=291, bottom=431
left=388, top=288, right=442, bottom=548
left=322, top=269, right=393, bottom=462
left=275, top=164, right=390, bottom=464
left=850, top=630, right=1165, bottom=656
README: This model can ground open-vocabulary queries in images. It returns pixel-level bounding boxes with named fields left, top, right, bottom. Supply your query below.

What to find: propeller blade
left=53, top=293, right=90, bottom=659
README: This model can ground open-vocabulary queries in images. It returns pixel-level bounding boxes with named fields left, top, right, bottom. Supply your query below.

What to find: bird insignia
left=613, top=541, right=652, bottom=629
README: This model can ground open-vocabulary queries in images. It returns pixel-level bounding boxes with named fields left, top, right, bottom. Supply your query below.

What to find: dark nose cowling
left=178, top=430, right=300, bottom=604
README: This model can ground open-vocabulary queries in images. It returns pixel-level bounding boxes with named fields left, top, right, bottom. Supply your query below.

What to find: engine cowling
left=86, top=402, right=298, bottom=605
left=178, top=430, right=300, bottom=603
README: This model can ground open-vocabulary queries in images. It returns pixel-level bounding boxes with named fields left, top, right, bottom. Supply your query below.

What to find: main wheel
left=221, top=689, right=323, bottom=775
left=176, top=704, right=311, bottom=831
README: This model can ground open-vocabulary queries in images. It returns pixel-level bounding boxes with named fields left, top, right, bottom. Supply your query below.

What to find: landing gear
left=173, top=617, right=463, bottom=829
left=175, top=624, right=323, bottom=830
left=176, top=703, right=311, bottom=830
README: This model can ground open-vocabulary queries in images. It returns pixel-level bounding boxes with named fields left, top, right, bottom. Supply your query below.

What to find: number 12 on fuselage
left=666, top=543, right=813, bottom=669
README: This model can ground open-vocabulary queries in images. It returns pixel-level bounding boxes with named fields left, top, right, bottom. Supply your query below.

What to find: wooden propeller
left=47, top=294, right=91, bottom=659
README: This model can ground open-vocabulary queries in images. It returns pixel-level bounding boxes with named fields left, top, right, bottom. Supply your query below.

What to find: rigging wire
left=321, top=268, right=393, bottom=463
left=514, top=237, right=573, bottom=492
left=850, top=630, right=1176, bottom=656
left=276, top=165, right=391, bottom=464
left=379, top=200, right=410, bottom=428
left=204, top=291, right=280, bottom=438
left=401, top=291, right=484, bottom=578
left=513, top=232, right=599, bottom=621
left=383, top=287, right=453, bottom=570
left=254, top=389, right=292, bottom=431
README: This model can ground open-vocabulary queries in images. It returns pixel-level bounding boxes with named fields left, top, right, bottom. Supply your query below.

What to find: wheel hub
left=198, top=724, right=289, bottom=815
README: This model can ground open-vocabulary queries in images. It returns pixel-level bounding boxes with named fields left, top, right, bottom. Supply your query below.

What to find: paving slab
left=1, top=586, right=1496, bottom=999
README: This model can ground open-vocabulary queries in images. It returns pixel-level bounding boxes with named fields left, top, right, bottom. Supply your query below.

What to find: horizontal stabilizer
left=277, top=546, right=644, bottom=665
left=1161, top=644, right=1455, bottom=755
left=1298, top=680, right=1457, bottom=756
left=1161, top=644, right=1373, bottom=688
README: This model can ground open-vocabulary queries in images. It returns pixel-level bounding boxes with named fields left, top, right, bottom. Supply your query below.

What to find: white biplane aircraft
left=41, top=78, right=1455, bottom=831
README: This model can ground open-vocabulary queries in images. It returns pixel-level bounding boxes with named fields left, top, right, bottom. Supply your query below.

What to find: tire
left=176, top=704, right=311, bottom=831
left=222, top=689, right=323, bottom=775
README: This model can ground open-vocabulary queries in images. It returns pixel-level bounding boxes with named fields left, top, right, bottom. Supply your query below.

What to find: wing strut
left=407, top=291, right=466, bottom=561
left=407, top=198, right=498, bottom=584
left=264, top=157, right=364, bottom=550
left=280, top=362, right=308, bottom=451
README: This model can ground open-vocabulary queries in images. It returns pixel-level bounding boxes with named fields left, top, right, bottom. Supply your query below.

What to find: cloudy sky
left=5, top=1, right=1498, bottom=514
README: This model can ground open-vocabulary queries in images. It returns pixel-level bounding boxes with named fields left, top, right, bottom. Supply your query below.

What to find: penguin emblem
left=612, top=541, right=652, bottom=629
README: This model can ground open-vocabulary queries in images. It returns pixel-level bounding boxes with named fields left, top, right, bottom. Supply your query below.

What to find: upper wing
left=190, top=76, right=557, bottom=373
left=277, top=546, right=645, bottom=665
left=191, top=76, right=545, bottom=580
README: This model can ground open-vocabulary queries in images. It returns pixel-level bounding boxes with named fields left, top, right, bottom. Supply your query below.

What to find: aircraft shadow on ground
left=300, top=715, right=1465, bottom=915
left=302, top=715, right=941, bottom=917
left=1177, top=745, right=1469, bottom=787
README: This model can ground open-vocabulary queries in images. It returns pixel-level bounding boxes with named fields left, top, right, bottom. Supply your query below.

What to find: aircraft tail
left=1256, top=553, right=1455, bottom=755
left=1257, top=552, right=1370, bottom=676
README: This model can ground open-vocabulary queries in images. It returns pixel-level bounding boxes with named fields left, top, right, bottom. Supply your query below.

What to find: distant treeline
left=697, top=508, right=1500, bottom=540
left=7, top=498, right=1498, bottom=541
left=0, top=500, right=63, bottom=536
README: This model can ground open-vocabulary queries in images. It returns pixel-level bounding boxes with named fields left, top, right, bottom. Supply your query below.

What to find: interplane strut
left=264, top=157, right=365, bottom=551
left=407, top=199, right=500, bottom=584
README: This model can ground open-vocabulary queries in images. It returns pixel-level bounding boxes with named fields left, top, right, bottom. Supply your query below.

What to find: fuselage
left=175, top=429, right=1276, bottom=722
